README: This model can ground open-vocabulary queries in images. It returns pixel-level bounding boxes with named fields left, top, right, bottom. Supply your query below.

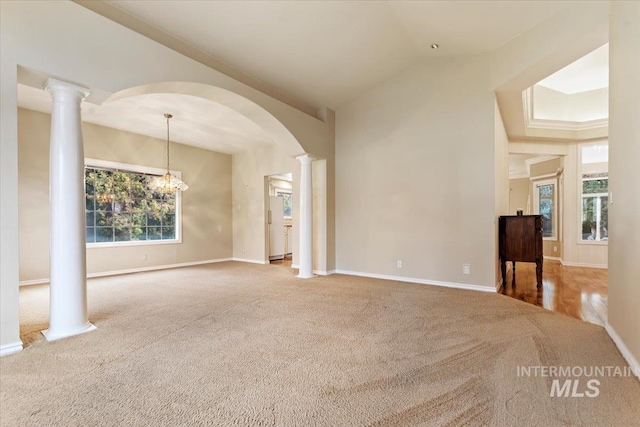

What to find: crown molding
left=522, top=88, right=609, bottom=131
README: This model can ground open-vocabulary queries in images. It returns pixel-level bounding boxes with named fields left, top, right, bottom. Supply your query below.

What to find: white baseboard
left=289, top=264, right=335, bottom=276
left=543, top=256, right=562, bottom=262
left=0, top=341, right=23, bottom=357
left=19, top=258, right=234, bottom=286
left=314, top=270, right=335, bottom=276
left=232, top=258, right=269, bottom=265
left=333, top=269, right=497, bottom=293
left=19, top=278, right=50, bottom=286
left=605, top=322, right=640, bottom=382
left=561, top=260, right=608, bottom=269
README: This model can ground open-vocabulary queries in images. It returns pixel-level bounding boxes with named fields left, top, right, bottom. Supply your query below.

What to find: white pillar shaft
left=43, top=79, right=96, bottom=341
left=297, top=155, right=314, bottom=278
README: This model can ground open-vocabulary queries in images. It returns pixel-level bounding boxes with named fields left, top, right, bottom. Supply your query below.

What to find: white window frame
left=577, top=141, right=609, bottom=246
left=533, top=178, right=558, bottom=241
left=85, top=158, right=183, bottom=248
left=275, top=188, right=293, bottom=219
left=579, top=176, right=608, bottom=245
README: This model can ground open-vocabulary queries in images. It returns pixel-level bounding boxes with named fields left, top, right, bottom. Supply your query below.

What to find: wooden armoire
left=498, top=215, right=543, bottom=288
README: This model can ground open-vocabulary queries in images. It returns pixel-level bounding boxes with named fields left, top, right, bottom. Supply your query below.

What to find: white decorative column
left=297, top=154, right=314, bottom=278
left=42, top=79, right=96, bottom=341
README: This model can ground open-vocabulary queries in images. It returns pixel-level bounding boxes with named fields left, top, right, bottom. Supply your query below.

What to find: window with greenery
left=581, top=175, right=608, bottom=241
left=276, top=189, right=293, bottom=218
left=538, top=184, right=554, bottom=238
left=533, top=178, right=557, bottom=240
left=85, top=167, right=177, bottom=244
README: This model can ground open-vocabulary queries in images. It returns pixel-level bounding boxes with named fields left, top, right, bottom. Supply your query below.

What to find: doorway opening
left=266, top=173, right=293, bottom=268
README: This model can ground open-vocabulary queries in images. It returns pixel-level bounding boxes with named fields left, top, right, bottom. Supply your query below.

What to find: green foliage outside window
left=281, top=193, right=293, bottom=218
left=581, top=177, right=608, bottom=241
left=583, top=179, right=608, bottom=194
left=85, top=168, right=176, bottom=243
left=538, top=184, right=554, bottom=238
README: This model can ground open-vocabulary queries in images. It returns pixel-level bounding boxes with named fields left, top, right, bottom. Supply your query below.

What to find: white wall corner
left=0, top=341, right=23, bottom=357
left=605, top=323, right=640, bottom=382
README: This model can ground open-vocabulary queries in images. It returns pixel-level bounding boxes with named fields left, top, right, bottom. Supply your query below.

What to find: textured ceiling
left=106, top=0, right=571, bottom=110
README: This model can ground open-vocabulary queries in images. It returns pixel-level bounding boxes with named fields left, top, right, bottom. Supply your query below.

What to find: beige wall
left=509, top=178, right=529, bottom=215
left=1, top=1, right=333, bottom=351
left=336, top=56, right=497, bottom=290
left=494, top=100, right=510, bottom=287
left=608, top=1, right=640, bottom=369
left=18, top=108, right=232, bottom=282
left=232, top=145, right=299, bottom=265
left=232, top=145, right=329, bottom=273
left=530, top=157, right=561, bottom=177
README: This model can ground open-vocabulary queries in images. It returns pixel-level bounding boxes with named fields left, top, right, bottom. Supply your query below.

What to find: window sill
left=543, top=237, right=558, bottom=242
left=87, top=239, right=182, bottom=249
left=577, top=240, right=608, bottom=246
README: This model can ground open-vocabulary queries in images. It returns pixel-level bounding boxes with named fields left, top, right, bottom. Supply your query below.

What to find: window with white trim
left=581, top=175, right=608, bottom=241
left=533, top=178, right=557, bottom=240
left=579, top=142, right=608, bottom=243
left=85, top=161, right=180, bottom=245
left=275, top=189, right=293, bottom=218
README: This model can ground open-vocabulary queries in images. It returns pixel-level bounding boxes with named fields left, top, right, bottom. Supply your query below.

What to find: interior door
left=269, top=196, right=285, bottom=260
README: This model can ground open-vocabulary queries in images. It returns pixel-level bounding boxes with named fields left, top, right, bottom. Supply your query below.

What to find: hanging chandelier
left=149, top=113, right=189, bottom=193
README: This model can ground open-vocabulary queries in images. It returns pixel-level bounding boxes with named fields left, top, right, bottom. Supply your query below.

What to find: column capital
left=45, top=78, right=90, bottom=101
left=296, top=154, right=315, bottom=163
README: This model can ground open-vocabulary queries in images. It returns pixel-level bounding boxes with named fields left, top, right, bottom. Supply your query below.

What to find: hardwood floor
left=270, top=255, right=292, bottom=268
left=501, top=260, right=608, bottom=326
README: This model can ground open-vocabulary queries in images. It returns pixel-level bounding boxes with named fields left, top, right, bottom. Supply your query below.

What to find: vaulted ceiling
left=88, top=1, right=572, bottom=112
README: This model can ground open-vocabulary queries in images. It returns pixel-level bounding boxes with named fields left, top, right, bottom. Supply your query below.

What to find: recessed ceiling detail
left=17, top=84, right=276, bottom=154
left=520, top=43, right=609, bottom=136
left=537, top=44, right=608, bottom=94
left=523, top=86, right=608, bottom=131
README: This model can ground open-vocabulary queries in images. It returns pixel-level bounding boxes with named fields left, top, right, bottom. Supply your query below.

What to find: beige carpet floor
left=1, top=262, right=638, bottom=426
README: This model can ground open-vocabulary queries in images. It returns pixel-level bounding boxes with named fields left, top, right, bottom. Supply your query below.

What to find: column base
left=42, top=322, right=97, bottom=342
left=296, top=273, right=315, bottom=279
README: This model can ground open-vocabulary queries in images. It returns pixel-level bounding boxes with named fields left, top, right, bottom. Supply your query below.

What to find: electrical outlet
left=463, top=264, right=471, bottom=275
left=142, top=254, right=147, bottom=260
left=553, top=246, right=557, bottom=252
left=397, top=260, right=403, bottom=268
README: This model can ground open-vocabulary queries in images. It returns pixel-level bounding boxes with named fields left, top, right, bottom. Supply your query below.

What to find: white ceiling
left=536, top=44, right=609, bottom=94
left=17, top=84, right=275, bottom=154
left=107, top=0, right=571, bottom=110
